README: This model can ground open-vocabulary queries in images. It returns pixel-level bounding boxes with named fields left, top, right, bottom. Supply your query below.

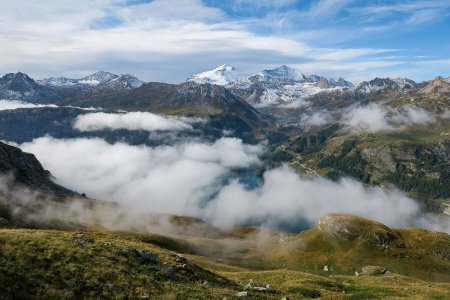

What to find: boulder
left=361, top=266, right=386, bottom=276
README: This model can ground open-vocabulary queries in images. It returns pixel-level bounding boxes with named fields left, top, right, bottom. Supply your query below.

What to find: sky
left=0, top=0, right=449, bottom=83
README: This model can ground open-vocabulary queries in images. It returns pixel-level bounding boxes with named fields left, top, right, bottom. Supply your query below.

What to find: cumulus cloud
left=0, top=100, right=57, bottom=111
left=74, top=112, right=203, bottom=132
left=17, top=136, right=450, bottom=233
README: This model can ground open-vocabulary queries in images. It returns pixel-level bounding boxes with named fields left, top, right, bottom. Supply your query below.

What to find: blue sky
left=0, top=0, right=449, bottom=83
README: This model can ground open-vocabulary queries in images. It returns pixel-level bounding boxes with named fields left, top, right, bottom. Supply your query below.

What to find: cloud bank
left=341, top=104, right=436, bottom=131
left=18, top=136, right=450, bottom=233
left=301, top=103, right=440, bottom=131
left=74, top=112, right=203, bottom=132
left=0, top=100, right=57, bottom=111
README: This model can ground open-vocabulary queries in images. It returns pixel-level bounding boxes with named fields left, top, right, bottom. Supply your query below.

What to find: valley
left=0, top=65, right=449, bottom=299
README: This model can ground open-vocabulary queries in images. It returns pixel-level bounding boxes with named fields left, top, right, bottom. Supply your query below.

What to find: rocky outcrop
left=419, top=76, right=450, bottom=94
left=356, top=266, right=387, bottom=276
left=0, top=141, right=76, bottom=196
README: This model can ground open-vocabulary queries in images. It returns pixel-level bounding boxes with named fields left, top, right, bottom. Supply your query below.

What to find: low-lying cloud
left=0, top=99, right=100, bottom=112
left=0, top=99, right=58, bottom=110
left=342, top=104, right=436, bottom=131
left=21, top=136, right=263, bottom=215
left=301, top=103, right=440, bottom=131
left=74, top=112, right=203, bottom=132
left=17, top=136, right=450, bottom=233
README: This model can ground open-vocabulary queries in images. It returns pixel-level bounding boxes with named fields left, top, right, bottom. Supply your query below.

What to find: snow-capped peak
left=259, top=65, right=306, bottom=81
left=38, top=71, right=144, bottom=89
left=187, top=65, right=247, bottom=85
left=355, top=77, right=416, bottom=94
left=78, top=71, right=119, bottom=86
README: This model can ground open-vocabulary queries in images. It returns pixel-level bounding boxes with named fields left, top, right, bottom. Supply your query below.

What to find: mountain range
left=0, top=65, right=449, bottom=210
left=3, top=65, right=443, bottom=108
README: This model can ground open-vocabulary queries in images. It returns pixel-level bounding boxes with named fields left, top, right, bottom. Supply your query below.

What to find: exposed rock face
left=430, top=141, right=450, bottom=162
left=0, top=72, right=60, bottom=103
left=0, top=141, right=76, bottom=196
left=360, top=266, right=387, bottom=276
left=419, top=76, right=450, bottom=94
left=361, top=146, right=396, bottom=173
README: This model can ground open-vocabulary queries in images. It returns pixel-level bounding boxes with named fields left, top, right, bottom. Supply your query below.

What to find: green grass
left=1, top=214, right=450, bottom=299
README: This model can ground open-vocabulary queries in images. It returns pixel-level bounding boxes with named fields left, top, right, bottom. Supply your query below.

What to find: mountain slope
left=56, top=81, right=269, bottom=142
left=1, top=214, right=449, bottom=299
left=0, top=141, right=76, bottom=196
left=39, top=71, right=144, bottom=90
left=0, top=72, right=60, bottom=103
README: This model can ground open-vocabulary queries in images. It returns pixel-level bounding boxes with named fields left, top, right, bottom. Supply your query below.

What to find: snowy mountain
left=187, top=65, right=355, bottom=106
left=253, top=65, right=306, bottom=82
left=187, top=65, right=248, bottom=85
left=39, top=71, right=144, bottom=90
left=0, top=72, right=59, bottom=102
left=354, top=77, right=416, bottom=94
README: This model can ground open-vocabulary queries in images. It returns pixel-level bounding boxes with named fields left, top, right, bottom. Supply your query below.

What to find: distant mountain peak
left=187, top=64, right=247, bottom=85
left=419, top=75, right=450, bottom=94
left=38, top=71, right=144, bottom=89
left=355, top=77, right=416, bottom=94
left=79, top=71, right=119, bottom=85
left=259, top=65, right=306, bottom=81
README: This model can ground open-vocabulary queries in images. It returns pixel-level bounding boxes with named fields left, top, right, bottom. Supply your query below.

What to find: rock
left=361, top=266, right=386, bottom=276
left=135, top=249, right=159, bottom=263
left=73, top=234, right=95, bottom=250
left=236, top=291, right=250, bottom=297
left=118, top=248, right=158, bottom=264
left=174, top=253, right=187, bottom=263
left=66, top=278, right=77, bottom=288
left=245, top=279, right=253, bottom=289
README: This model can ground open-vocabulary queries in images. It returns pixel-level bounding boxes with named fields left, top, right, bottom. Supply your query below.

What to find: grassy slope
left=1, top=226, right=449, bottom=299
left=282, top=120, right=450, bottom=211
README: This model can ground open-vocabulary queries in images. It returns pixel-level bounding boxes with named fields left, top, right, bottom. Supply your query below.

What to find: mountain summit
left=187, top=65, right=247, bottom=85
left=257, top=65, right=306, bottom=82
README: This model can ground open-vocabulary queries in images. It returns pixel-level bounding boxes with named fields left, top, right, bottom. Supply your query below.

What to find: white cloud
left=305, top=0, right=352, bottom=21
left=74, top=112, right=201, bottom=132
left=0, top=0, right=415, bottom=83
left=302, top=110, right=334, bottom=127
left=230, top=0, right=296, bottom=10
left=20, top=136, right=263, bottom=216
left=17, top=136, right=450, bottom=233
left=204, top=165, right=419, bottom=228
left=341, top=104, right=436, bottom=132
left=0, top=100, right=57, bottom=110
